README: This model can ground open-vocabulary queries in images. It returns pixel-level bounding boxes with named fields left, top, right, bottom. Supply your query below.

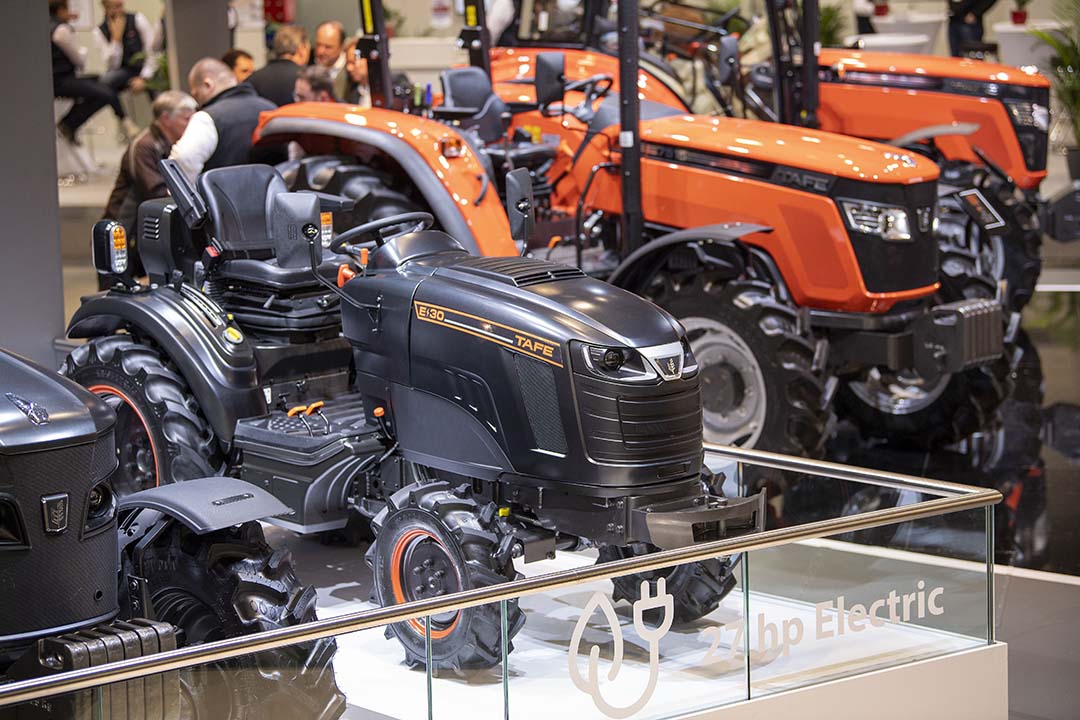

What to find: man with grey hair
left=314, top=20, right=349, bottom=100
left=102, top=90, right=196, bottom=284
left=168, top=58, right=276, bottom=183
left=248, top=25, right=311, bottom=107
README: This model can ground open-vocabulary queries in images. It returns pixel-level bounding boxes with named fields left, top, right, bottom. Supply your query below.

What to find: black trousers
left=54, top=75, right=123, bottom=133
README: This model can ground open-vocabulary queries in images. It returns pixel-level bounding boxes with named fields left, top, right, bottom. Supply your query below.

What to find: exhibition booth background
left=0, top=0, right=1078, bottom=717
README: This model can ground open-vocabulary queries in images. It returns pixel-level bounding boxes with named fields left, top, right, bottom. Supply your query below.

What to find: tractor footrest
left=633, top=490, right=767, bottom=550
left=5, top=618, right=180, bottom=720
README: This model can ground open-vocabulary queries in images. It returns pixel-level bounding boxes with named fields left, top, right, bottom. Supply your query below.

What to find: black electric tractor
left=62, top=161, right=765, bottom=671
left=0, top=350, right=343, bottom=720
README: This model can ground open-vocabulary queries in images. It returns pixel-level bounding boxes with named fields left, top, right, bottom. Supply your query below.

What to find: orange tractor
left=489, top=0, right=1078, bottom=312
left=254, top=0, right=1010, bottom=457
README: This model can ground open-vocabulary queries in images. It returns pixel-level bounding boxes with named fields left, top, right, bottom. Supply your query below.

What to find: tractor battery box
left=4, top=619, right=180, bottom=720
left=234, top=393, right=384, bottom=534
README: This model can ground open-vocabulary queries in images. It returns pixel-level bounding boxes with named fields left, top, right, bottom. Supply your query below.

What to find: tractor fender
left=120, top=477, right=291, bottom=534
left=607, top=223, right=776, bottom=293
left=66, top=288, right=265, bottom=445
left=257, top=115, right=500, bottom=256
left=889, top=122, right=981, bottom=149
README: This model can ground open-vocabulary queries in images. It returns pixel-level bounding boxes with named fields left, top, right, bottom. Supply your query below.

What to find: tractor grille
left=835, top=179, right=940, bottom=294
left=515, top=355, right=567, bottom=454
left=3, top=433, right=116, bottom=487
left=574, top=374, right=702, bottom=464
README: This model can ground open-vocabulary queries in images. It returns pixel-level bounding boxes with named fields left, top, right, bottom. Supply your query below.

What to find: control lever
left=306, top=401, right=331, bottom=435
left=287, top=405, right=314, bottom=436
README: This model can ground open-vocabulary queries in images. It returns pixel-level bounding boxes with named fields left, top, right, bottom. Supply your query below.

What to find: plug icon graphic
left=568, top=578, right=676, bottom=718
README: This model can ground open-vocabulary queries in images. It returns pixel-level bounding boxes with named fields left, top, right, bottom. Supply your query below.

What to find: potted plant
left=1011, top=0, right=1031, bottom=25
left=1032, top=1, right=1080, bottom=179
left=818, top=4, right=847, bottom=48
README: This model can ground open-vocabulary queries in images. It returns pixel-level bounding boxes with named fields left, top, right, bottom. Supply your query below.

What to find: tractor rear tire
left=653, top=275, right=833, bottom=457
left=130, top=521, right=345, bottom=720
left=367, top=481, right=524, bottom=672
left=63, top=335, right=221, bottom=493
left=598, top=545, right=736, bottom=625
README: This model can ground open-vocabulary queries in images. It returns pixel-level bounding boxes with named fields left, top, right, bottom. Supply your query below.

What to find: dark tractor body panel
left=66, top=287, right=267, bottom=445
left=0, top=351, right=119, bottom=653
left=0, top=350, right=114, bottom=455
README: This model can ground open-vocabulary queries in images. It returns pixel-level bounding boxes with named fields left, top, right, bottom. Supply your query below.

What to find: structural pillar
left=0, top=1, right=65, bottom=366
left=165, top=0, right=232, bottom=91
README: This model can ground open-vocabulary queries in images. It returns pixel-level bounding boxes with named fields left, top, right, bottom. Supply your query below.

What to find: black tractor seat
left=197, top=164, right=346, bottom=341
left=438, top=66, right=558, bottom=173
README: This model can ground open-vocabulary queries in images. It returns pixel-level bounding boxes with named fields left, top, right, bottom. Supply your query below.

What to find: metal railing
left=0, top=443, right=1001, bottom=708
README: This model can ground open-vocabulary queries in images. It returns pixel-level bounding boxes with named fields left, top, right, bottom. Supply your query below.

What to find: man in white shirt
left=94, top=0, right=159, bottom=92
left=50, top=0, right=124, bottom=144
left=168, top=58, right=277, bottom=184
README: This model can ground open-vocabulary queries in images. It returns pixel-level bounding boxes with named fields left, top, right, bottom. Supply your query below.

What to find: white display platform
left=844, top=32, right=933, bottom=54
left=992, top=20, right=1064, bottom=76
left=317, top=550, right=992, bottom=719
left=871, top=13, right=947, bottom=54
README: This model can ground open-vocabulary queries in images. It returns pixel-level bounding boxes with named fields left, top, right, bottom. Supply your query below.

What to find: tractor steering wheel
left=565, top=74, right=614, bottom=106
left=329, top=212, right=434, bottom=259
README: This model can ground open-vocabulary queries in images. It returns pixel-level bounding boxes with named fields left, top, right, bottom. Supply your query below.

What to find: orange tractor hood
left=490, top=47, right=689, bottom=108
left=819, top=48, right=1050, bottom=88
left=633, top=115, right=940, bottom=185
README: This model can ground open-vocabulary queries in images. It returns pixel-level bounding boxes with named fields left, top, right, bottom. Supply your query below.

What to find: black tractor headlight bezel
left=81, top=481, right=117, bottom=539
left=576, top=343, right=660, bottom=383
left=0, top=495, right=29, bottom=550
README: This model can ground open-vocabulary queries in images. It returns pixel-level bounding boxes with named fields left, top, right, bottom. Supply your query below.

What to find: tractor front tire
left=63, top=335, right=221, bottom=493
left=598, top=545, right=737, bottom=625
left=654, top=276, right=833, bottom=457
left=130, top=521, right=345, bottom=720
left=368, top=481, right=524, bottom=673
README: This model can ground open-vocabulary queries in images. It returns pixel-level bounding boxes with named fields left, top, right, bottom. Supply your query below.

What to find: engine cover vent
left=451, top=256, right=586, bottom=287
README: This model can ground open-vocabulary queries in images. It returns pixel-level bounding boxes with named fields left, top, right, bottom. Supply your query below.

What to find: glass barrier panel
left=499, top=547, right=750, bottom=720
left=423, top=598, right=511, bottom=720
left=743, top=475, right=991, bottom=700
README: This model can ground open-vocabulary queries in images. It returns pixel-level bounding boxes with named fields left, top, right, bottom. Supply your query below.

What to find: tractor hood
left=631, top=115, right=939, bottom=185
left=426, top=255, right=687, bottom=351
left=0, top=350, right=114, bottom=455
left=820, top=49, right=1050, bottom=89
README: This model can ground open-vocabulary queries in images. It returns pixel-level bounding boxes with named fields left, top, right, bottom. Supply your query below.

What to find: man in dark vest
left=50, top=0, right=123, bottom=144
left=168, top=58, right=277, bottom=184
left=247, top=25, right=311, bottom=107
left=93, top=0, right=155, bottom=137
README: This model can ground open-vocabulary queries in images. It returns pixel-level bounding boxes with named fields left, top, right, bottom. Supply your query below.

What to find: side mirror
left=716, top=35, right=741, bottom=87
left=92, top=219, right=135, bottom=287
left=505, top=168, right=535, bottom=250
left=534, top=52, right=566, bottom=108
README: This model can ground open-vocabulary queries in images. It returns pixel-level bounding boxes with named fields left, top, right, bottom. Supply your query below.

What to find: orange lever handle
left=305, top=401, right=325, bottom=415
left=287, top=405, right=308, bottom=417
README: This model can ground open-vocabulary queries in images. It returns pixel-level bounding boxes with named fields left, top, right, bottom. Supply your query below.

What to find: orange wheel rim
left=388, top=528, right=461, bottom=639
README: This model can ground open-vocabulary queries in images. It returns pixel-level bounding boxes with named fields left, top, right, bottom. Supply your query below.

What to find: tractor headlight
left=82, top=482, right=116, bottom=538
left=579, top=344, right=659, bottom=383
left=1005, top=100, right=1049, bottom=132
left=839, top=199, right=912, bottom=241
